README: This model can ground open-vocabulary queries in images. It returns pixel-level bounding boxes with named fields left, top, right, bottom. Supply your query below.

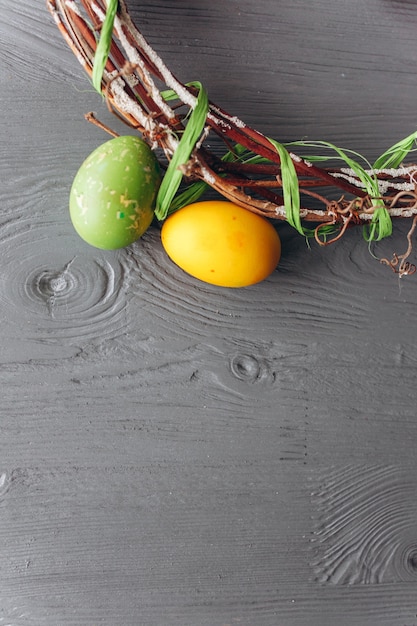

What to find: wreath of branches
left=47, top=0, right=417, bottom=276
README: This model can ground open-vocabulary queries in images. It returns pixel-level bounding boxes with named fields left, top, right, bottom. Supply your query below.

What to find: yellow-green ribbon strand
left=268, top=138, right=305, bottom=236
left=155, top=82, right=209, bottom=220
left=368, top=132, right=417, bottom=241
left=285, top=139, right=394, bottom=243
left=92, top=0, right=118, bottom=94
left=373, top=130, right=417, bottom=170
left=363, top=205, right=393, bottom=242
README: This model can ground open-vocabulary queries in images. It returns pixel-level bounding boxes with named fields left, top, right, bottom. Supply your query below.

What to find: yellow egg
left=161, top=200, right=281, bottom=287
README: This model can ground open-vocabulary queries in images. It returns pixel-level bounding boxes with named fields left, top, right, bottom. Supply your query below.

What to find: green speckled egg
left=69, top=135, right=161, bottom=249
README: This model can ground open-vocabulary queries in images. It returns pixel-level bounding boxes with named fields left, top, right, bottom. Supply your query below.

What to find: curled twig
left=314, top=197, right=363, bottom=246
left=380, top=214, right=417, bottom=277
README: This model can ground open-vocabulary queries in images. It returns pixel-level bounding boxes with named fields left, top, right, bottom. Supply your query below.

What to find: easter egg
left=161, top=200, right=281, bottom=287
left=69, top=135, right=161, bottom=249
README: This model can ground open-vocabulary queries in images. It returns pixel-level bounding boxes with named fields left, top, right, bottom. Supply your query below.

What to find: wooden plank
left=1, top=1, right=417, bottom=624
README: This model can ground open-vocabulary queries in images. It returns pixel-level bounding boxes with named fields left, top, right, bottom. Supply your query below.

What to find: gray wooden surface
left=2, top=1, right=417, bottom=624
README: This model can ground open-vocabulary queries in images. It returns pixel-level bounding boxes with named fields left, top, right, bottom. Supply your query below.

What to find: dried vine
left=47, top=0, right=417, bottom=270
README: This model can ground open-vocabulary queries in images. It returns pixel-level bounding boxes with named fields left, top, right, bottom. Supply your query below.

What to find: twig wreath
left=47, top=0, right=417, bottom=277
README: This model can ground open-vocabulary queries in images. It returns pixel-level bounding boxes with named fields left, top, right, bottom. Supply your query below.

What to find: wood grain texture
left=311, top=465, right=417, bottom=585
left=2, top=1, right=417, bottom=625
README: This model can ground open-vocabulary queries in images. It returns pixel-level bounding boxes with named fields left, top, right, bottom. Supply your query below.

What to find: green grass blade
left=268, top=138, right=305, bottom=236
left=166, top=181, right=208, bottom=214
left=287, top=140, right=379, bottom=197
left=363, top=206, right=393, bottom=242
left=373, top=130, right=417, bottom=169
left=160, top=82, right=203, bottom=103
left=301, top=141, right=392, bottom=242
left=92, top=0, right=118, bottom=94
left=155, top=82, right=209, bottom=221
left=284, top=139, right=394, bottom=242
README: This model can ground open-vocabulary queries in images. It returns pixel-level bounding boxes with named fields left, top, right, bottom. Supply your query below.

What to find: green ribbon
left=155, top=82, right=209, bottom=220
left=268, top=138, right=306, bottom=236
left=92, top=0, right=118, bottom=94
left=363, top=205, right=393, bottom=242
